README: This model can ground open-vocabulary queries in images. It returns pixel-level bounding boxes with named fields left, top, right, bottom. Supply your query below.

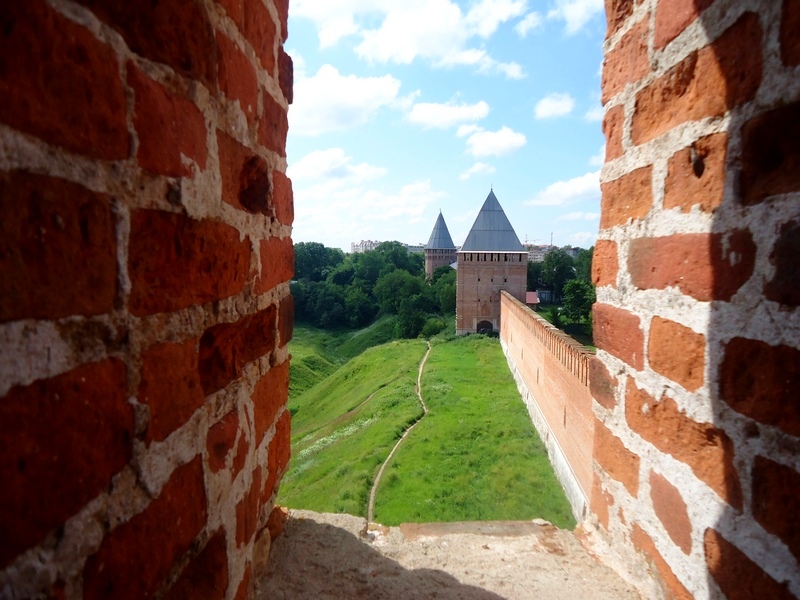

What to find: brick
left=267, top=505, right=289, bottom=540
left=164, top=530, right=228, bottom=600
left=625, top=379, right=742, bottom=509
left=128, top=64, right=208, bottom=177
left=0, top=360, right=131, bottom=568
left=272, top=170, right=295, bottom=226
left=216, top=32, right=258, bottom=123
left=593, top=304, right=644, bottom=370
left=276, top=0, right=289, bottom=42
left=139, top=339, right=205, bottom=444
left=83, top=457, right=207, bottom=600
left=720, top=338, right=800, bottom=437
left=740, top=102, right=800, bottom=205
left=654, top=0, right=715, bottom=49
left=234, top=564, right=252, bottom=600
left=236, top=468, right=262, bottom=547
left=198, top=305, right=277, bottom=395
left=600, top=166, right=652, bottom=228
left=232, top=433, right=249, bottom=480
left=206, top=411, right=239, bottom=473
left=279, top=47, right=294, bottom=104
left=628, top=232, right=756, bottom=302
left=0, top=1, right=128, bottom=159
left=604, top=0, right=634, bottom=39
left=752, top=457, right=800, bottom=562
left=279, top=295, right=294, bottom=348
left=603, top=105, right=624, bottom=162
left=256, top=236, right=294, bottom=295
left=664, top=133, right=727, bottom=213
left=252, top=361, right=289, bottom=446
left=632, top=525, right=692, bottom=600
left=705, top=528, right=793, bottom=599
left=766, top=221, right=800, bottom=306
left=75, top=0, right=216, bottom=88
left=589, top=357, right=617, bottom=409
left=782, top=0, right=800, bottom=66
left=259, top=93, right=289, bottom=156
left=648, top=317, right=705, bottom=392
left=217, top=0, right=244, bottom=29
left=243, top=0, right=277, bottom=73
left=602, top=19, right=649, bottom=103
left=128, top=210, right=251, bottom=316
left=593, top=419, right=640, bottom=496
left=0, top=171, right=117, bottom=322
left=632, top=13, right=762, bottom=145
left=217, top=130, right=272, bottom=215
left=263, top=411, right=291, bottom=502
left=591, top=474, right=613, bottom=530
left=649, top=471, right=692, bottom=554
left=591, top=240, right=618, bottom=288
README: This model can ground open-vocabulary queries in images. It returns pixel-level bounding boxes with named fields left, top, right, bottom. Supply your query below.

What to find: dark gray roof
left=426, top=211, right=456, bottom=250
left=461, top=190, right=524, bottom=251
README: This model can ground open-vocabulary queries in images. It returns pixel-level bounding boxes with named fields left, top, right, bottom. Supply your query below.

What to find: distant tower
left=424, top=210, right=457, bottom=279
left=456, top=190, right=527, bottom=335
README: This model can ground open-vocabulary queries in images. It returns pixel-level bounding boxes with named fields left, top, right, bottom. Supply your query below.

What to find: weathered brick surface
left=632, top=525, right=692, bottom=600
left=602, top=19, right=649, bottom=103
left=0, top=360, right=131, bottom=568
left=625, top=380, right=742, bottom=509
left=259, top=92, right=289, bottom=156
left=628, top=232, right=755, bottom=302
left=765, top=220, right=800, bottom=306
left=648, top=317, right=705, bottom=392
left=278, top=48, right=294, bottom=104
left=632, top=13, right=763, bottom=145
left=740, top=102, right=800, bottom=206
left=217, top=130, right=272, bottom=215
left=266, top=505, right=289, bottom=540
left=234, top=564, right=252, bottom=600
left=217, top=32, right=258, bottom=122
left=236, top=468, right=262, bottom=547
left=263, top=411, right=291, bottom=502
left=664, top=133, right=727, bottom=213
left=256, top=236, right=294, bottom=295
left=0, top=172, right=117, bottom=322
left=232, top=433, right=249, bottom=480
left=272, top=170, right=295, bottom=225
left=128, top=210, right=251, bottom=316
left=83, top=457, right=207, bottom=600
left=242, top=0, right=277, bottom=73
left=75, top=0, right=217, bottom=88
left=600, top=166, right=652, bottom=228
left=594, top=420, right=640, bottom=496
left=164, top=530, right=228, bottom=600
left=198, top=306, right=277, bottom=395
left=720, top=338, right=800, bottom=436
left=139, top=339, right=205, bottom=444
left=591, top=474, right=613, bottom=530
left=591, top=240, right=618, bottom=288
left=252, top=361, right=290, bottom=446
left=781, top=0, right=800, bottom=66
left=128, top=65, right=208, bottom=177
left=705, top=528, right=794, bottom=599
left=654, top=0, right=715, bottom=49
left=0, top=1, right=129, bottom=159
left=604, top=0, right=634, bottom=39
left=593, top=304, right=644, bottom=370
left=603, top=105, right=624, bottom=162
left=589, top=357, right=617, bottom=409
left=207, top=411, right=240, bottom=473
left=649, top=471, right=692, bottom=554
left=751, top=457, right=800, bottom=561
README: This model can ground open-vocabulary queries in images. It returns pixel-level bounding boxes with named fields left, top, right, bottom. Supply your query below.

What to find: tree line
left=529, top=246, right=595, bottom=324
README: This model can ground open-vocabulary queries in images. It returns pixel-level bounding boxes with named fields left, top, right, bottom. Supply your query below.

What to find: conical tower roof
left=426, top=211, right=456, bottom=250
left=461, top=190, right=523, bottom=251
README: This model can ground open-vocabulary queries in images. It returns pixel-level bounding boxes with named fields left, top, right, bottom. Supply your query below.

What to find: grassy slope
left=373, top=335, right=575, bottom=529
left=278, top=340, right=427, bottom=516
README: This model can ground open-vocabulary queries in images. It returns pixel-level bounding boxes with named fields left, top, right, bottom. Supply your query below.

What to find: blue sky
left=285, top=0, right=606, bottom=252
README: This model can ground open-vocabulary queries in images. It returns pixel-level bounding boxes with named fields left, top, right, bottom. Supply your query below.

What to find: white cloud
left=288, top=148, right=386, bottom=184
left=456, top=124, right=482, bottom=137
left=408, top=100, right=490, bottom=129
left=547, top=0, right=605, bottom=35
left=584, top=104, right=604, bottom=121
left=534, top=93, right=575, bottom=119
left=515, top=12, right=542, bottom=37
left=290, top=65, right=401, bottom=135
left=570, top=231, right=598, bottom=245
left=589, top=144, right=605, bottom=166
left=463, top=126, right=527, bottom=157
left=460, top=162, right=496, bottom=180
left=525, top=171, right=600, bottom=206
left=556, top=211, right=600, bottom=221
left=465, top=0, right=528, bottom=38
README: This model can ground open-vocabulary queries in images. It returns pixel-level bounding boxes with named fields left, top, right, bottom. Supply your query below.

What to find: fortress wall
left=500, top=292, right=595, bottom=521
left=0, top=1, right=293, bottom=598
left=592, top=0, right=800, bottom=597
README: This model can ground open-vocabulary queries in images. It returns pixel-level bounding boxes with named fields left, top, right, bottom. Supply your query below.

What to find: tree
left=541, top=248, right=575, bottom=301
left=574, top=247, right=593, bottom=284
left=395, top=295, right=426, bottom=338
left=562, top=279, right=596, bottom=323
left=344, top=287, right=377, bottom=327
left=438, top=283, right=456, bottom=315
left=374, top=269, right=423, bottom=314
left=294, top=242, right=344, bottom=282
left=527, top=261, right=543, bottom=290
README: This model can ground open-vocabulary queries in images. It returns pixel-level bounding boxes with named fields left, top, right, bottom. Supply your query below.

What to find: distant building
left=524, top=244, right=554, bottom=263
left=405, top=244, right=426, bottom=254
left=456, top=190, right=527, bottom=335
left=350, top=240, right=382, bottom=253
left=424, top=211, right=457, bottom=279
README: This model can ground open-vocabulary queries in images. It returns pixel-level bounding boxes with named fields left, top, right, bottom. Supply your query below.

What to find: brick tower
left=456, top=190, right=527, bottom=335
left=424, top=210, right=457, bottom=279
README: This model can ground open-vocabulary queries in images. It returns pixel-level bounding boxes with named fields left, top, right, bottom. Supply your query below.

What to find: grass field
left=372, top=335, right=575, bottom=528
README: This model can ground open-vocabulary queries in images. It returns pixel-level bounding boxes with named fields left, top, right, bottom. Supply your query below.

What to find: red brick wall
left=0, top=0, right=293, bottom=597
left=593, top=0, right=800, bottom=597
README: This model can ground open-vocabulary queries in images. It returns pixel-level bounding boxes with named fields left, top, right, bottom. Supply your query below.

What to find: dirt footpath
left=255, top=510, right=640, bottom=599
